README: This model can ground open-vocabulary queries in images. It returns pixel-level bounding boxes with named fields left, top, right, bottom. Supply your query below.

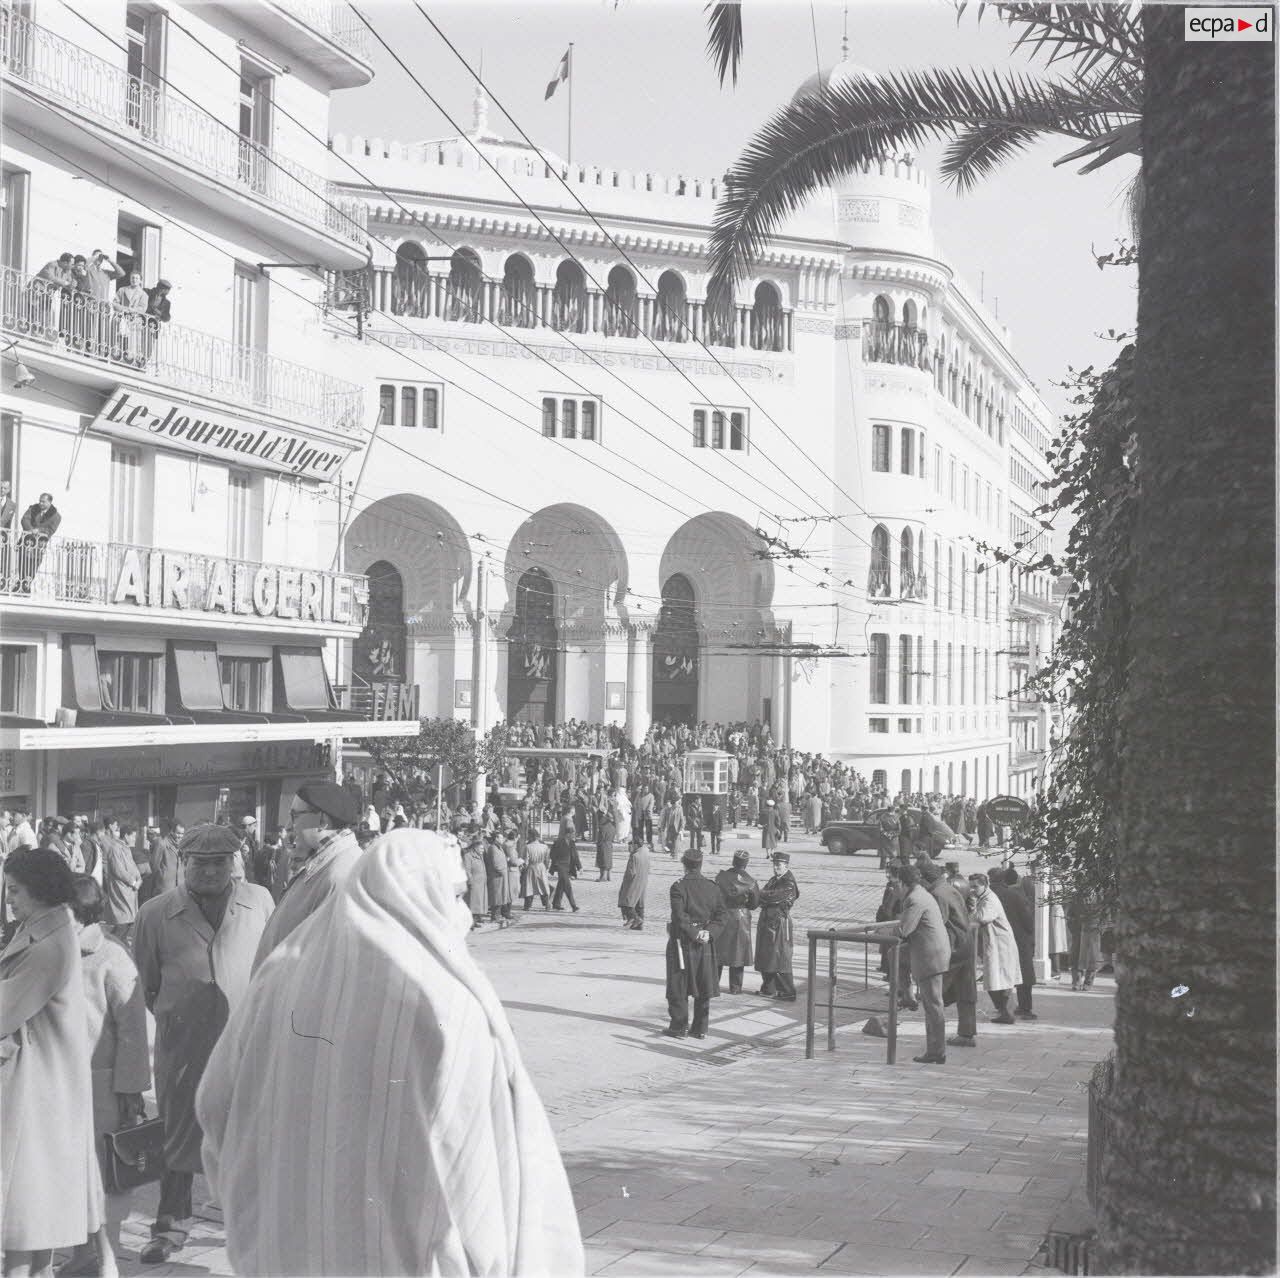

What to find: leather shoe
left=1016, top=1010, right=1038, bottom=1020
left=139, top=1238, right=181, bottom=1265
left=946, top=1035, right=976, bottom=1047
left=662, top=1026, right=688, bottom=1038
left=912, top=1053, right=946, bottom=1064
left=992, top=1013, right=1016, bottom=1025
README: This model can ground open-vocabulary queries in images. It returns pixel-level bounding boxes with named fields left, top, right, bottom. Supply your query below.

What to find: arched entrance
left=652, top=573, right=699, bottom=725
left=507, top=568, right=558, bottom=724
left=354, top=560, right=406, bottom=683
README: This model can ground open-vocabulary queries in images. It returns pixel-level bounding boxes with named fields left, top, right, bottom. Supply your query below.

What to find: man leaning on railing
left=16, top=491, right=61, bottom=595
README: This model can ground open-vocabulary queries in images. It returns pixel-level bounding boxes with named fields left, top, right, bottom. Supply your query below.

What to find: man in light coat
left=969, top=871, right=1020, bottom=1024
left=100, top=817, right=142, bottom=944
left=133, top=824, right=273, bottom=1263
left=881, top=864, right=952, bottom=1064
left=253, top=782, right=361, bottom=969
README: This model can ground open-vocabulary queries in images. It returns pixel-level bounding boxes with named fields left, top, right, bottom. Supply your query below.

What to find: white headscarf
left=196, top=829, right=583, bottom=1277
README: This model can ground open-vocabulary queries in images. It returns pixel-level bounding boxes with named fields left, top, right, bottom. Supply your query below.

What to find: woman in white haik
left=196, top=828, right=584, bottom=1277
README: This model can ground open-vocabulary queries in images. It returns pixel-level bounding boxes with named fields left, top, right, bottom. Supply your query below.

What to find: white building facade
left=0, top=0, right=417, bottom=830
left=324, top=62, right=1061, bottom=800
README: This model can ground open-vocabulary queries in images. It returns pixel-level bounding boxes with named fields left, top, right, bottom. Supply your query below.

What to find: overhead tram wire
left=54, top=4, right=803, bottom=536
left=407, top=2, right=907, bottom=535
left=27, top=21, right=977, bottom=612
left=60, top=0, right=978, bottom=607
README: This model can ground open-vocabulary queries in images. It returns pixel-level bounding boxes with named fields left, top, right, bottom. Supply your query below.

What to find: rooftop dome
left=790, top=55, right=878, bottom=106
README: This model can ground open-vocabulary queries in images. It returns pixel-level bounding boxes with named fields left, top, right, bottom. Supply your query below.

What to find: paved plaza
left=109, top=836, right=1112, bottom=1277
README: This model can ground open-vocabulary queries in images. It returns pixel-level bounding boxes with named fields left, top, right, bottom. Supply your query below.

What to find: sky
left=332, top=0, right=1140, bottom=421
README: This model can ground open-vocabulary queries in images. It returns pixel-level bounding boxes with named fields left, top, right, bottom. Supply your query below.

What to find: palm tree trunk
left=1100, top=9, right=1275, bottom=1273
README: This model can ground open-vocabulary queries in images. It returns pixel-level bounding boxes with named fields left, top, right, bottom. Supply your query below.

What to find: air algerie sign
left=90, top=388, right=356, bottom=481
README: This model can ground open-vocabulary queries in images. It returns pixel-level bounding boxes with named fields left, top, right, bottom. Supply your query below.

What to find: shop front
left=56, top=739, right=334, bottom=835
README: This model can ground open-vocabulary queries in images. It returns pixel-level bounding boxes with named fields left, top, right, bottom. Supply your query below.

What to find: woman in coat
left=594, top=791, right=615, bottom=880
left=61, top=876, right=151, bottom=1277
left=617, top=841, right=650, bottom=930
left=969, top=871, right=1020, bottom=1022
left=461, top=834, right=488, bottom=928
left=1, top=848, right=104, bottom=1278
left=520, top=833, right=552, bottom=910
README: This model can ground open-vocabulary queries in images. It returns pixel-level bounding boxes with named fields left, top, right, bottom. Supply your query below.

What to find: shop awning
left=63, top=633, right=195, bottom=727
left=17, top=718, right=418, bottom=751
left=168, top=640, right=307, bottom=724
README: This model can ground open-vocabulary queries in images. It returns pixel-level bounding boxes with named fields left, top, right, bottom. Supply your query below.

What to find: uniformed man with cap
left=134, top=823, right=274, bottom=1263
left=664, top=849, right=725, bottom=1039
left=713, top=850, right=759, bottom=994
left=755, top=849, right=800, bottom=999
left=253, top=781, right=362, bottom=969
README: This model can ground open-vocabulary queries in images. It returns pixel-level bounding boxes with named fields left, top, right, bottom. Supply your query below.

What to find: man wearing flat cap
left=713, top=850, right=759, bottom=994
left=253, top=781, right=361, bottom=969
left=664, top=850, right=725, bottom=1039
left=133, top=823, right=274, bottom=1263
left=755, top=850, right=800, bottom=999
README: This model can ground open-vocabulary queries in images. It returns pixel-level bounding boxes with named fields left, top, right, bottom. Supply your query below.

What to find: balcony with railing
left=256, top=0, right=373, bottom=85
left=0, top=533, right=370, bottom=633
left=2, top=266, right=363, bottom=437
left=346, top=264, right=796, bottom=352
left=862, top=320, right=932, bottom=372
left=1, top=8, right=369, bottom=263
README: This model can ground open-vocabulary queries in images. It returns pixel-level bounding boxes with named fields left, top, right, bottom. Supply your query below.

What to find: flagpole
left=567, top=42, right=574, bottom=165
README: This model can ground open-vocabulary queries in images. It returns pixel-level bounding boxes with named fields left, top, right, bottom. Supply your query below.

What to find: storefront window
left=99, top=652, right=160, bottom=712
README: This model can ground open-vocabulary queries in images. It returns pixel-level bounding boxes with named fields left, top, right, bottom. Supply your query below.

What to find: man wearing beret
left=253, top=782, right=362, bottom=969
left=665, top=849, right=725, bottom=1039
left=133, top=823, right=274, bottom=1263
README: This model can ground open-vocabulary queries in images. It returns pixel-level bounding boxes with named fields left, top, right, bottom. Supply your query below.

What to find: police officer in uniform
left=664, top=849, right=725, bottom=1039
left=755, top=849, right=800, bottom=1000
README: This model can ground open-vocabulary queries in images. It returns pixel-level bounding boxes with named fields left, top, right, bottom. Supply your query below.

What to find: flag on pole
left=544, top=47, right=570, bottom=99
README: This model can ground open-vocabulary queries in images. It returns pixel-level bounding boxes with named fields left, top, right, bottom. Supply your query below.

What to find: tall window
left=932, top=541, right=940, bottom=607
left=542, top=397, right=557, bottom=437
left=961, top=465, right=970, bottom=511
left=711, top=411, right=725, bottom=449
left=561, top=400, right=577, bottom=439
left=898, top=634, right=912, bottom=704
left=974, top=648, right=981, bottom=706
left=869, top=525, right=891, bottom=598
left=232, top=263, right=267, bottom=396
left=126, top=7, right=165, bottom=134
left=99, top=652, right=159, bottom=712
left=900, top=428, right=915, bottom=475
left=949, top=457, right=957, bottom=502
left=400, top=386, right=417, bottom=428
left=946, top=643, right=953, bottom=705
left=0, top=645, right=29, bottom=715
left=237, top=60, right=273, bottom=189
left=899, top=528, right=915, bottom=598
left=498, top=255, right=535, bottom=328
left=960, top=644, right=967, bottom=703
left=947, top=545, right=954, bottom=611
left=110, top=445, right=142, bottom=544
left=933, top=445, right=942, bottom=493
left=423, top=387, right=439, bottom=429
left=220, top=657, right=269, bottom=711
left=1, top=167, right=29, bottom=272
left=692, top=409, right=706, bottom=448
left=581, top=401, right=596, bottom=441
left=960, top=553, right=967, bottom=615
left=872, top=424, right=891, bottom=472
left=551, top=261, right=587, bottom=333
left=932, top=640, right=939, bottom=704
left=729, top=412, right=746, bottom=451
left=869, top=634, right=889, bottom=704
left=227, top=469, right=252, bottom=560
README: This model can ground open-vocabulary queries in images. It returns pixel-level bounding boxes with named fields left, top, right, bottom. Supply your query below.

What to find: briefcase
left=102, top=1116, right=165, bottom=1193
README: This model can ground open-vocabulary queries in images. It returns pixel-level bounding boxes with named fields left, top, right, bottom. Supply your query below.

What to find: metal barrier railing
left=805, top=927, right=903, bottom=1064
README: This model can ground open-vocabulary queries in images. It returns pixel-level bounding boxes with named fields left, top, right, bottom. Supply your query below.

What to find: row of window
left=868, top=526, right=1001, bottom=618
left=869, top=758, right=1005, bottom=802
left=379, top=382, right=442, bottom=430
left=542, top=396, right=600, bottom=441
left=867, top=635, right=999, bottom=708
left=1012, top=404, right=1052, bottom=456
left=692, top=407, right=748, bottom=451
left=1010, top=456, right=1049, bottom=502
left=870, top=424, right=925, bottom=477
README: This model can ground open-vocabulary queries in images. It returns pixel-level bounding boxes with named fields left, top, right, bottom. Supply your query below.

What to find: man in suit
left=921, top=860, right=978, bottom=1050
left=664, top=850, right=725, bottom=1039
left=880, top=863, right=951, bottom=1064
left=994, top=867, right=1038, bottom=1019
left=549, top=825, right=580, bottom=911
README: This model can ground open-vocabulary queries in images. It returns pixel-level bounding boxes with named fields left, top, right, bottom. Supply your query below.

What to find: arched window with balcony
left=551, top=260, right=587, bottom=333
left=602, top=264, right=637, bottom=337
left=751, top=281, right=784, bottom=351
left=497, top=254, right=535, bottom=328
left=703, top=282, right=736, bottom=348
left=866, top=293, right=894, bottom=363
left=868, top=524, right=891, bottom=598
left=392, top=241, right=427, bottom=317
left=653, top=270, right=687, bottom=342
left=899, top=527, right=915, bottom=598
left=902, top=299, right=917, bottom=329
left=445, top=248, right=483, bottom=323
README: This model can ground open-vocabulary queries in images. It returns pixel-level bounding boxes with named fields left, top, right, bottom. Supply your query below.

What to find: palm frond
left=704, top=2, right=744, bottom=88
left=982, top=3, right=1143, bottom=75
left=708, top=65, right=1140, bottom=296
left=1053, top=120, right=1140, bottom=174
left=942, top=121, right=1042, bottom=192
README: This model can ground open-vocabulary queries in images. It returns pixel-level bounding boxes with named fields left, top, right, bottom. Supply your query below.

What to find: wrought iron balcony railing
left=862, top=321, right=933, bottom=372
left=3, top=266, right=363, bottom=436
left=268, top=0, right=371, bottom=60
left=0, top=533, right=369, bottom=628
left=1, top=8, right=368, bottom=249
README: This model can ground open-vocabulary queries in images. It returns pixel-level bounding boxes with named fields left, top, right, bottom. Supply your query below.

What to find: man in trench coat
left=754, top=850, right=799, bottom=999
left=664, top=850, right=725, bottom=1039
left=133, top=824, right=273, bottom=1263
left=713, top=850, right=758, bottom=994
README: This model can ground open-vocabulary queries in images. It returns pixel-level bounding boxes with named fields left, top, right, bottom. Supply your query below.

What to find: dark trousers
left=1016, top=981, right=1034, bottom=1014
left=943, top=961, right=978, bottom=1038
left=667, top=973, right=710, bottom=1034
left=918, top=971, right=946, bottom=1057
left=718, top=964, right=744, bottom=993
left=760, top=970, right=796, bottom=998
left=710, top=831, right=721, bottom=854
left=153, top=1169, right=194, bottom=1240
left=990, top=988, right=1013, bottom=1017
left=552, top=871, right=577, bottom=909
left=523, top=892, right=550, bottom=910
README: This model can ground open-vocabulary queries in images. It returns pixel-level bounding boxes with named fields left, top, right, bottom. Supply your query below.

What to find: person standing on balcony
left=17, top=490, right=60, bottom=593
left=83, top=250, right=122, bottom=358
left=34, top=251, right=73, bottom=338
left=115, top=270, right=148, bottom=366
left=143, top=279, right=172, bottom=364
left=0, top=479, right=15, bottom=570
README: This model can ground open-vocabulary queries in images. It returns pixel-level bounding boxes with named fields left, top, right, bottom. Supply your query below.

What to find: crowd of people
left=0, top=786, right=584, bottom=1276
left=29, top=250, right=172, bottom=365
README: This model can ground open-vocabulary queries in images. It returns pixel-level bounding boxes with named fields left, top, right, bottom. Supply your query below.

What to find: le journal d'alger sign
left=91, top=388, right=356, bottom=480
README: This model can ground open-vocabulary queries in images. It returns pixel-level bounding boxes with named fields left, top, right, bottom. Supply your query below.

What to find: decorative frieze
left=838, top=197, right=880, bottom=223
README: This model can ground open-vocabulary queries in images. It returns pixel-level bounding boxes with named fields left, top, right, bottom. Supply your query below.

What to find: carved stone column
left=625, top=620, right=654, bottom=745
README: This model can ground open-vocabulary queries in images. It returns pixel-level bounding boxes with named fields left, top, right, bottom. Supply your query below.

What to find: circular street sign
left=985, top=795, right=1032, bottom=826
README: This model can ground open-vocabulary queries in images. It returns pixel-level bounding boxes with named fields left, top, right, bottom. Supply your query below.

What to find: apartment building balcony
left=1, top=9, right=369, bottom=267
left=1013, top=585, right=1061, bottom=616
left=2, top=266, right=364, bottom=440
left=228, top=0, right=374, bottom=88
left=1, top=533, right=370, bottom=639
left=862, top=320, right=932, bottom=372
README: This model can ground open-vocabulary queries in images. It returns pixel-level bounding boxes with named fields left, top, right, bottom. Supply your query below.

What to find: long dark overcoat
left=712, top=868, right=758, bottom=967
left=665, top=873, right=725, bottom=1001
left=754, top=870, right=799, bottom=975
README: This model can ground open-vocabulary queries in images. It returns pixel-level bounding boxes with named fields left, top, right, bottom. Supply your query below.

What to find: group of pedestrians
left=0, top=783, right=583, bottom=1275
